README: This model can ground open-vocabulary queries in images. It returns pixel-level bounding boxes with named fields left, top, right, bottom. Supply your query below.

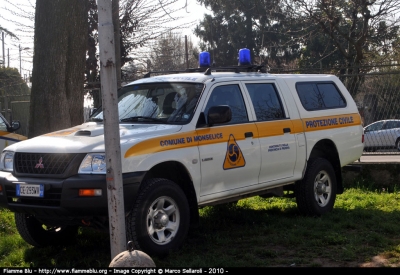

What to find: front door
left=198, top=83, right=261, bottom=200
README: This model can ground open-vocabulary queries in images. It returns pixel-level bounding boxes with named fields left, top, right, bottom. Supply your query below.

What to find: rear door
left=243, top=81, right=297, bottom=184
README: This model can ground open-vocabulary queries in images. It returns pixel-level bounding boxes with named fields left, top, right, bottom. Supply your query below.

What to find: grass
left=1, top=182, right=400, bottom=267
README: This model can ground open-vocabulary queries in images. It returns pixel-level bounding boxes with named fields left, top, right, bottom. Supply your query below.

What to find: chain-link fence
left=2, top=64, right=399, bottom=153
left=1, top=93, right=93, bottom=137
left=271, top=64, right=400, bottom=154
left=349, top=71, right=400, bottom=155
left=0, top=95, right=31, bottom=137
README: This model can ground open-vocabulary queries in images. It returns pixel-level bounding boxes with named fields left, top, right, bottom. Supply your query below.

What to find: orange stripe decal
left=44, top=127, right=82, bottom=137
left=124, top=113, right=362, bottom=158
left=0, top=131, right=27, bottom=141
left=255, top=120, right=295, bottom=137
left=124, top=124, right=258, bottom=158
left=124, top=132, right=199, bottom=158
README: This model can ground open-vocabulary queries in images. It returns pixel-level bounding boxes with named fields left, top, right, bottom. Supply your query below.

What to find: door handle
left=283, top=128, right=291, bottom=133
left=245, top=132, right=253, bottom=138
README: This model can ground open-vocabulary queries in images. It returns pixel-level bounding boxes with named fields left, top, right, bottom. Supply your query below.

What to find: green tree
left=297, top=28, right=344, bottom=70
left=0, top=67, right=29, bottom=96
left=281, top=0, right=400, bottom=96
left=286, top=0, right=400, bottom=70
left=194, top=0, right=300, bottom=67
left=29, top=0, right=88, bottom=138
left=0, top=67, right=30, bottom=127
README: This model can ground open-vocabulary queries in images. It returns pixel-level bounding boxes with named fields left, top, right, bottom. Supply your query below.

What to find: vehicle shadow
left=22, top=197, right=400, bottom=267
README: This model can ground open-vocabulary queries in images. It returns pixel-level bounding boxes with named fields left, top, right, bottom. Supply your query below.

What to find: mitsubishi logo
left=35, top=157, right=44, bottom=169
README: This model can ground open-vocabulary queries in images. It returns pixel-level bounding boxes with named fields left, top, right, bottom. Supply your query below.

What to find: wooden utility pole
left=97, top=0, right=126, bottom=259
left=185, top=35, right=188, bottom=69
left=19, top=44, right=21, bottom=74
left=1, top=32, right=4, bottom=68
left=112, top=0, right=121, bottom=88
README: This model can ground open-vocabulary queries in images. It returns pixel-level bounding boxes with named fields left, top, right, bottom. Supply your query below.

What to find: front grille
left=15, top=153, right=77, bottom=175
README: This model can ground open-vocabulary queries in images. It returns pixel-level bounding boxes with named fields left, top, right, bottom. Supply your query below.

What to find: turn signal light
left=79, top=189, right=102, bottom=197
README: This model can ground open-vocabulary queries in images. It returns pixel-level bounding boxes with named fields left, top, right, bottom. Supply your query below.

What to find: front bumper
left=0, top=171, right=145, bottom=218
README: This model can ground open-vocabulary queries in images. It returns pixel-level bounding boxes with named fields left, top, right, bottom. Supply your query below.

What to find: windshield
left=89, top=82, right=204, bottom=124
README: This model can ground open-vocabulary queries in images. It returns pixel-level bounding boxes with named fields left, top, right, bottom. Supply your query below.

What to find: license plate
left=16, top=184, right=44, bottom=197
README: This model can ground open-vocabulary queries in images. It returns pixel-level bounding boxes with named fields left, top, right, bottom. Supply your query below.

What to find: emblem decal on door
left=223, top=134, right=246, bottom=170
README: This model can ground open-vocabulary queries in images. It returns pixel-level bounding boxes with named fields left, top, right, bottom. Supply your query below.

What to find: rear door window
left=245, top=83, right=285, bottom=121
left=383, top=121, right=400, bottom=130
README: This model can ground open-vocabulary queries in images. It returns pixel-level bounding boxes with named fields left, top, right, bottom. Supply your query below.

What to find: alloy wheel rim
left=146, top=196, right=180, bottom=245
left=314, top=170, right=332, bottom=207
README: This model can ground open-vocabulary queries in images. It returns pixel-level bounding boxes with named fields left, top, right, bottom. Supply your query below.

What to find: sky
left=0, top=0, right=211, bottom=78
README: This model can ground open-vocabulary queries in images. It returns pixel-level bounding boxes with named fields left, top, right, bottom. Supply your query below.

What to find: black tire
left=396, top=139, right=400, bottom=152
left=295, top=158, right=337, bottom=216
left=126, top=178, right=190, bottom=257
left=14, top=213, right=78, bottom=247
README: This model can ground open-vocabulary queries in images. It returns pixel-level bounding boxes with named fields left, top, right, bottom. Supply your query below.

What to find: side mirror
left=10, top=121, right=21, bottom=132
left=207, top=105, right=232, bottom=126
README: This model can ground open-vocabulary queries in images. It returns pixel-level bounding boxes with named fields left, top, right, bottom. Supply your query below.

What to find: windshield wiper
left=120, top=116, right=165, bottom=123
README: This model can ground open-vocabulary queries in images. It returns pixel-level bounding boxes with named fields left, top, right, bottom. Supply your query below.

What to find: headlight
left=78, top=153, right=107, bottom=174
left=0, top=151, right=15, bottom=172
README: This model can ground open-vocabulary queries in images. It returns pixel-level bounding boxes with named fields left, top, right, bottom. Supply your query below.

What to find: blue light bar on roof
left=199, top=52, right=211, bottom=67
left=238, top=48, right=251, bottom=66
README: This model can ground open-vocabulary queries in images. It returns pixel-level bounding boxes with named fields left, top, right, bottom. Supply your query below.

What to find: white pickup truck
left=0, top=51, right=364, bottom=256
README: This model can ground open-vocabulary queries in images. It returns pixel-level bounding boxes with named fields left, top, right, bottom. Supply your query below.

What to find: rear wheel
left=126, top=178, right=190, bottom=257
left=14, top=213, right=78, bottom=247
left=295, top=158, right=337, bottom=216
left=396, top=138, right=400, bottom=151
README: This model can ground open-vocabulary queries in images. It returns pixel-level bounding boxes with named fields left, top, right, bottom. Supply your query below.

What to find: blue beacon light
left=238, top=48, right=251, bottom=66
left=199, top=52, right=211, bottom=67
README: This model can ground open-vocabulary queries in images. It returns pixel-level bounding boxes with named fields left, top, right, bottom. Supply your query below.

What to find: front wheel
left=126, top=178, right=190, bottom=257
left=14, top=213, right=78, bottom=247
left=295, top=158, right=337, bottom=216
